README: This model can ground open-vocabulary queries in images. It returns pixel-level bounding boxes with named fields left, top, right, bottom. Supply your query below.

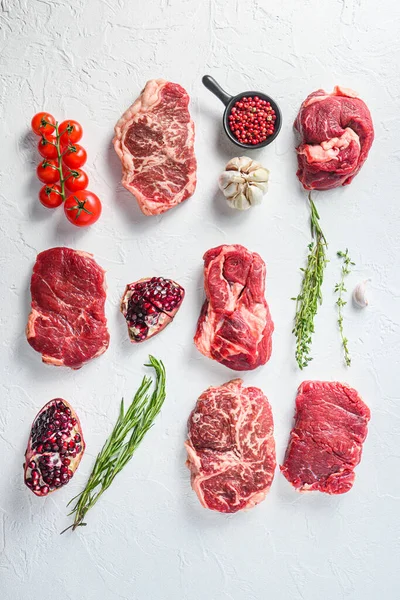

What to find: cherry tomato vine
left=31, top=112, right=102, bottom=227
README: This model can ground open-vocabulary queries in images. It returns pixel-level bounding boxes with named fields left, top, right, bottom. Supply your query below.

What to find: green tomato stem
left=54, top=121, right=66, bottom=202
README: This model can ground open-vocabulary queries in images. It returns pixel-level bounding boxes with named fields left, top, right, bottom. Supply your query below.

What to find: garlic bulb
left=353, top=280, right=369, bottom=308
left=218, top=156, right=269, bottom=211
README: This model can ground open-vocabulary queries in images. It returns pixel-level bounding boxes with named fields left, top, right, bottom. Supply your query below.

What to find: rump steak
left=113, top=79, right=197, bottom=216
left=185, top=378, right=276, bottom=513
left=26, top=247, right=109, bottom=369
left=280, top=381, right=370, bottom=494
left=194, top=244, right=274, bottom=371
left=294, top=86, right=374, bottom=190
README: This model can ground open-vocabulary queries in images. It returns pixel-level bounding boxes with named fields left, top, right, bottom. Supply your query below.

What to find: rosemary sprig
left=335, top=249, right=355, bottom=366
left=292, top=193, right=328, bottom=369
left=62, top=355, right=166, bottom=533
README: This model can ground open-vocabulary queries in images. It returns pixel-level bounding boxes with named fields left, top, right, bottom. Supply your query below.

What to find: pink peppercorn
left=228, top=96, right=276, bottom=145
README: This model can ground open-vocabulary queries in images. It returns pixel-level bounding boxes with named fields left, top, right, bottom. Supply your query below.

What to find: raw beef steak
left=185, top=379, right=276, bottom=513
left=280, top=381, right=370, bottom=494
left=113, top=79, right=197, bottom=216
left=294, top=86, right=374, bottom=190
left=194, top=244, right=274, bottom=371
left=26, top=247, right=109, bottom=369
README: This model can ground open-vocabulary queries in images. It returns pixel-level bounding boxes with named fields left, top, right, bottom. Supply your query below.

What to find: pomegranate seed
left=29, top=461, right=36, bottom=469
left=40, top=485, right=49, bottom=495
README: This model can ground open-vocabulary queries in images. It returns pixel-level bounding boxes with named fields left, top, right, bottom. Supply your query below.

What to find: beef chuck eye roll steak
left=113, top=79, right=197, bottom=216
left=281, top=381, right=370, bottom=494
left=185, top=379, right=276, bottom=513
left=26, top=247, right=109, bottom=369
left=295, top=86, right=374, bottom=190
left=194, top=244, right=274, bottom=371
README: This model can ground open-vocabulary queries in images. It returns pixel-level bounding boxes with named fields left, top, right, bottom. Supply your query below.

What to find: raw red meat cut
left=194, top=244, right=274, bottom=371
left=294, top=86, right=374, bottom=190
left=280, top=381, right=370, bottom=494
left=113, top=79, right=197, bottom=216
left=185, top=378, right=276, bottom=513
left=26, top=247, right=109, bottom=369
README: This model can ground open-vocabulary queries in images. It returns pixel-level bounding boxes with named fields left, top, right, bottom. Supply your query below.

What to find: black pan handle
left=202, top=75, right=232, bottom=106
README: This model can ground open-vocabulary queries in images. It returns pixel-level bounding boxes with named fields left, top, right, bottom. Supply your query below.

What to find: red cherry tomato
left=62, top=144, right=87, bottom=169
left=64, top=190, right=102, bottom=227
left=64, top=169, right=89, bottom=192
left=59, top=120, right=83, bottom=146
left=38, top=184, right=63, bottom=208
left=31, top=112, right=56, bottom=136
left=36, top=160, right=60, bottom=184
left=37, top=135, right=58, bottom=160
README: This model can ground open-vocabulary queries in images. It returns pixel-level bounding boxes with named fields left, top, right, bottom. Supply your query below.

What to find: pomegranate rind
left=24, top=398, right=85, bottom=497
left=120, top=277, right=185, bottom=344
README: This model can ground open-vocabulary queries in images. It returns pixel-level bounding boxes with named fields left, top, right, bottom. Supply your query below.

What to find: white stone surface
left=1, top=1, right=399, bottom=598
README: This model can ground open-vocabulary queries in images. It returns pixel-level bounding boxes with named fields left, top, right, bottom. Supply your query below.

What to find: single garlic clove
left=246, top=161, right=264, bottom=174
left=246, top=184, right=264, bottom=206
left=218, top=172, right=245, bottom=192
left=226, top=156, right=255, bottom=173
left=353, top=280, right=369, bottom=308
left=227, top=191, right=251, bottom=210
left=251, top=180, right=269, bottom=194
left=221, top=182, right=239, bottom=199
left=247, top=167, right=270, bottom=184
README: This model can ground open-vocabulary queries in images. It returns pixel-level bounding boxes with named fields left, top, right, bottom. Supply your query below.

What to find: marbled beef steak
left=26, top=247, right=109, bottom=369
left=113, top=79, right=197, bottom=216
left=194, top=244, right=274, bottom=371
left=185, top=379, right=276, bottom=513
left=294, top=86, right=374, bottom=190
left=281, top=381, right=370, bottom=494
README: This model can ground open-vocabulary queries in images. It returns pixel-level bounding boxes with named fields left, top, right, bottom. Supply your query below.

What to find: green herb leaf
left=292, top=193, right=328, bottom=369
left=335, top=249, right=354, bottom=367
left=62, top=356, right=166, bottom=533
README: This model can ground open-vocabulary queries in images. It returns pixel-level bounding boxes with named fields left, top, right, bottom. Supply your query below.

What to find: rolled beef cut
left=280, top=381, right=370, bottom=494
left=294, top=86, right=374, bottom=190
left=185, top=378, right=276, bottom=513
left=26, top=247, right=109, bottom=369
left=194, top=244, right=274, bottom=371
left=113, top=79, right=197, bottom=216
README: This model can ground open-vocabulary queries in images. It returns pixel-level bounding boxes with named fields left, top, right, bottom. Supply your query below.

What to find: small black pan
left=202, top=75, right=282, bottom=149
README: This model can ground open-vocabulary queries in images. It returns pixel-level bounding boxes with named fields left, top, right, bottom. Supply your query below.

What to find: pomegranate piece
left=121, top=277, right=185, bottom=343
left=24, top=398, right=85, bottom=497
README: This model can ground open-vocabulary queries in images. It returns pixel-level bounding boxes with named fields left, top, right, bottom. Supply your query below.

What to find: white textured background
left=1, top=1, right=399, bottom=599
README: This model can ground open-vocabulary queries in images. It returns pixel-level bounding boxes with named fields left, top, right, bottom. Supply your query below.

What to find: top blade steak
left=26, top=247, right=109, bottom=369
left=294, top=86, right=374, bottom=190
left=194, top=244, right=274, bottom=371
left=280, top=380, right=371, bottom=494
left=113, top=79, right=197, bottom=216
left=185, top=378, right=276, bottom=513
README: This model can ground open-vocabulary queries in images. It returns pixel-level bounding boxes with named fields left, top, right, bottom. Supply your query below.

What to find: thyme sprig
left=335, top=249, right=355, bottom=367
left=292, top=193, right=328, bottom=369
left=62, top=356, right=166, bottom=533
